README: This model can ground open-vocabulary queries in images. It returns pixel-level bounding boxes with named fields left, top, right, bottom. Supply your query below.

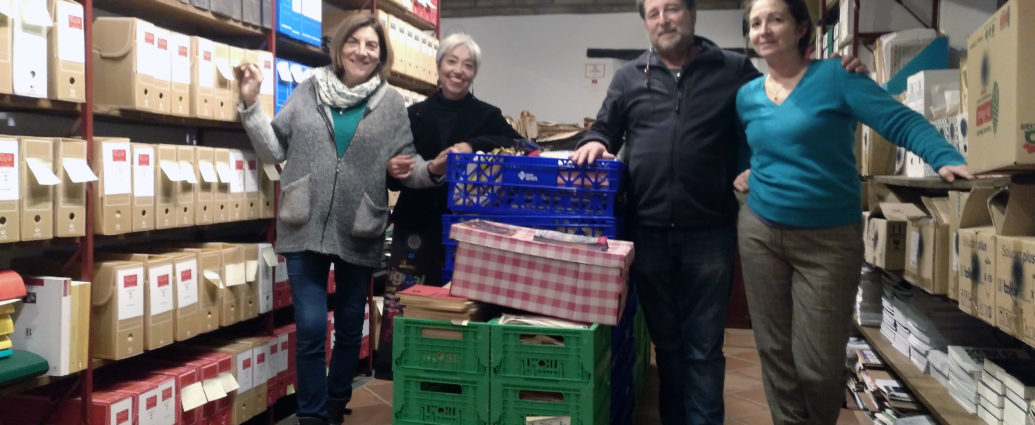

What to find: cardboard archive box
left=193, top=146, right=217, bottom=225
left=244, top=243, right=276, bottom=314
left=52, top=138, right=96, bottom=237
left=227, top=149, right=246, bottom=222
left=946, top=191, right=968, bottom=301
left=190, top=36, right=216, bottom=119
left=12, top=0, right=50, bottom=98
left=861, top=125, right=900, bottom=176
left=92, top=260, right=146, bottom=360
left=168, top=30, right=191, bottom=117
left=92, top=17, right=165, bottom=113
left=12, top=275, right=83, bottom=376
left=196, top=340, right=254, bottom=425
left=176, top=145, right=197, bottom=227
left=0, top=136, right=18, bottom=242
left=131, top=143, right=156, bottom=232
left=988, top=184, right=1035, bottom=343
left=145, top=363, right=203, bottom=425
left=169, top=247, right=222, bottom=333
left=254, top=49, right=275, bottom=116
left=259, top=161, right=278, bottom=219
left=93, top=138, right=132, bottom=235
left=904, top=197, right=952, bottom=295
left=243, top=151, right=260, bottom=219
left=865, top=203, right=926, bottom=271
left=228, top=46, right=247, bottom=122
left=18, top=136, right=56, bottom=241
left=966, top=1, right=1035, bottom=173
left=0, top=7, right=11, bottom=94
left=212, top=148, right=232, bottom=223
left=101, top=378, right=161, bottom=425
left=449, top=220, right=634, bottom=325
left=48, top=0, right=84, bottom=102
left=155, top=143, right=181, bottom=229
left=957, top=187, right=998, bottom=324
left=97, top=253, right=176, bottom=350
left=162, top=251, right=202, bottom=342
left=211, top=41, right=234, bottom=121
left=203, top=242, right=250, bottom=322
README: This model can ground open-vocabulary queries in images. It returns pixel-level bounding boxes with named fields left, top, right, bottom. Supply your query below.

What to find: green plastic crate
left=490, top=375, right=610, bottom=425
left=393, top=368, right=490, bottom=425
left=490, top=318, right=611, bottom=383
left=393, top=317, right=491, bottom=376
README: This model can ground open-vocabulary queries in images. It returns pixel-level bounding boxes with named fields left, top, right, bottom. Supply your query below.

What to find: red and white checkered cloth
left=449, top=220, right=634, bottom=325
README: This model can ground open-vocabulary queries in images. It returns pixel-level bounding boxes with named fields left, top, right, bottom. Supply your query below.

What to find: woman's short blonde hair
left=329, top=11, right=393, bottom=80
left=436, top=33, right=482, bottom=75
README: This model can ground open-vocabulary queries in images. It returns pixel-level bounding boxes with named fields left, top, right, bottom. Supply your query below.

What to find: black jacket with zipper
left=388, top=90, right=522, bottom=228
left=580, top=36, right=760, bottom=229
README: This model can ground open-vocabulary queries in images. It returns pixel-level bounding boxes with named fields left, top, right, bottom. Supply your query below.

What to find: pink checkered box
left=449, top=220, right=634, bottom=325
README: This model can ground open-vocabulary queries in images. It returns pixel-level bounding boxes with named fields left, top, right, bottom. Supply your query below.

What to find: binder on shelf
left=19, top=136, right=56, bottom=241
left=211, top=42, right=234, bottom=121
left=92, top=18, right=163, bottom=113
left=96, top=253, right=175, bottom=350
left=167, top=247, right=222, bottom=333
left=93, top=138, right=132, bottom=235
left=209, top=0, right=242, bottom=21
left=0, top=6, right=12, bottom=94
left=189, top=36, right=216, bottom=119
left=131, top=143, right=155, bottom=232
left=91, top=260, right=146, bottom=360
left=225, top=149, right=244, bottom=222
left=52, top=137, right=95, bottom=238
left=212, top=148, right=231, bottom=223
left=155, top=144, right=181, bottom=229
left=12, top=0, right=51, bottom=98
left=299, top=0, right=321, bottom=47
left=191, top=0, right=209, bottom=11
left=176, top=145, right=197, bottom=227
left=276, top=0, right=301, bottom=41
left=70, top=280, right=89, bottom=372
left=47, top=0, right=84, bottom=102
left=12, top=275, right=78, bottom=376
left=243, top=151, right=259, bottom=220
left=274, top=58, right=292, bottom=114
left=0, top=136, right=20, bottom=243
left=242, top=0, right=261, bottom=26
left=194, top=146, right=216, bottom=225
left=168, top=30, right=191, bottom=117
left=259, top=161, right=278, bottom=219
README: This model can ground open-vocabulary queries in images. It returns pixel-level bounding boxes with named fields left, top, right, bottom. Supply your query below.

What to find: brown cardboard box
left=176, top=145, right=197, bottom=227
left=193, top=146, right=216, bottom=225
left=19, top=136, right=55, bottom=241
left=228, top=47, right=247, bottom=122
left=91, top=260, right=146, bottom=360
left=0, top=8, right=11, bottom=94
left=196, top=340, right=253, bottom=425
left=904, top=197, right=952, bottom=295
left=227, top=149, right=245, bottom=222
left=957, top=187, right=998, bottom=323
left=168, top=247, right=222, bottom=333
left=93, top=138, right=132, bottom=235
left=96, top=253, right=175, bottom=350
left=167, top=30, right=191, bottom=117
left=211, top=42, right=234, bottom=121
left=0, top=135, right=18, bottom=242
left=243, top=152, right=260, bottom=220
left=988, top=184, right=1035, bottom=339
left=202, top=242, right=248, bottom=323
left=52, top=138, right=94, bottom=237
left=155, top=144, right=180, bottom=229
left=860, top=125, right=900, bottom=176
left=189, top=36, right=215, bottom=119
left=258, top=162, right=278, bottom=219
left=248, top=243, right=276, bottom=314
left=212, top=148, right=232, bottom=223
left=131, top=143, right=155, bottom=232
left=164, top=251, right=202, bottom=341
left=255, top=50, right=275, bottom=116
left=150, top=26, right=171, bottom=114
left=47, top=0, right=84, bottom=102
left=865, top=203, right=925, bottom=270
left=946, top=191, right=970, bottom=301
left=70, top=280, right=90, bottom=372
left=966, top=1, right=1035, bottom=173
left=92, top=18, right=162, bottom=113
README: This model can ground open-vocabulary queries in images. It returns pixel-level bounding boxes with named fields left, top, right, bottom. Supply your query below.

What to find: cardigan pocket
left=351, top=192, right=388, bottom=238
left=279, top=174, right=311, bottom=224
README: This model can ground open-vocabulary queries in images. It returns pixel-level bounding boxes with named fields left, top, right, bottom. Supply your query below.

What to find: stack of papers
left=857, top=265, right=884, bottom=326
left=985, top=359, right=1035, bottom=425
left=398, top=285, right=487, bottom=321
left=946, top=346, right=1033, bottom=416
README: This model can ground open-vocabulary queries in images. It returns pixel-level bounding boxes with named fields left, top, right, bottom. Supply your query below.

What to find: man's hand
left=451, top=142, right=473, bottom=154
left=569, top=141, right=614, bottom=166
left=235, top=62, right=262, bottom=108
left=937, top=164, right=974, bottom=182
left=387, top=155, right=416, bottom=179
left=734, top=169, right=751, bottom=193
left=840, top=55, right=869, bottom=75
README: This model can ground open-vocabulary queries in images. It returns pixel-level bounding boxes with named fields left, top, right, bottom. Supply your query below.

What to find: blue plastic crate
left=446, top=153, right=622, bottom=216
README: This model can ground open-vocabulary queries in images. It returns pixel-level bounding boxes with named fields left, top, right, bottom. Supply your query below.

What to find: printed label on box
left=133, top=146, right=156, bottom=197
left=117, top=267, right=145, bottom=320
left=137, top=22, right=155, bottom=79
left=150, top=263, right=174, bottom=315
left=170, top=34, right=190, bottom=85
left=0, top=140, right=19, bottom=201
left=103, top=143, right=132, bottom=196
left=244, top=159, right=259, bottom=192
left=175, top=258, right=199, bottom=308
left=57, top=2, right=85, bottom=63
left=112, top=397, right=133, bottom=425
left=197, top=38, right=215, bottom=88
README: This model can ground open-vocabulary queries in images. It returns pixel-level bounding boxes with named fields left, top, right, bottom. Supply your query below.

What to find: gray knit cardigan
left=240, top=78, right=437, bottom=268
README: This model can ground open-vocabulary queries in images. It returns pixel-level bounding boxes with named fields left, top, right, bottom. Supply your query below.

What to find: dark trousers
left=631, top=224, right=736, bottom=425
left=285, top=251, right=371, bottom=420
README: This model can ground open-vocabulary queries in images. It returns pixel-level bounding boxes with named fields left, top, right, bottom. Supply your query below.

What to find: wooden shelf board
left=0, top=93, right=82, bottom=115
left=93, top=0, right=264, bottom=37
left=93, top=105, right=242, bottom=130
left=871, top=175, right=1012, bottom=190
left=387, top=72, right=436, bottom=95
left=329, top=0, right=437, bottom=32
left=276, top=35, right=331, bottom=66
left=858, top=325, right=986, bottom=425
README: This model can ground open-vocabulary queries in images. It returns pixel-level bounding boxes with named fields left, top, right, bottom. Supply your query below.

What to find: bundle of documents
left=398, top=285, right=486, bottom=321
left=873, top=29, right=938, bottom=84
left=983, top=359, right=1035, bottom=425
left=928, top=349, right=950, bottom=387
left=946, top=346, right=1033, bottom=416
left=498, top=314, right=588, bottom=329
left=856, top=265, right=884, bottom=326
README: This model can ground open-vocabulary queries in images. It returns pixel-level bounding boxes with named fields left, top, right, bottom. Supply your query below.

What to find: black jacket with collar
left=389, top=90, right=522, bottom=227
left=580, top=36, right=760, bottom=229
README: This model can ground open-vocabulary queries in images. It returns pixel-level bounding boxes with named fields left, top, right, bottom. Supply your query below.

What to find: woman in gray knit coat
left=236, top=11, right=456, bottom=425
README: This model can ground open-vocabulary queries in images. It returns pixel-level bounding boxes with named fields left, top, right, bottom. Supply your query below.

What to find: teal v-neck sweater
left=332, top=102, right=366, bottom=158
left=736, top=59, right=965, bottom=228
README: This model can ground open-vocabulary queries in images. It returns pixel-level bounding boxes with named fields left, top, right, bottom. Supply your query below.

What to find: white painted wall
left=441, top=10, right=748, bottom=123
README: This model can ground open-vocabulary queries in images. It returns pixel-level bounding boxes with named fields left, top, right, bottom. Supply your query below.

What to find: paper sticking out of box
left=202, top=377, right=227, bottom=400
left=179, top=161, right=198, bottom=184
left=203, top=270, right=224, bottom=289
left=180, top=381, right=207, bottom=411
left=198, top=160, right=218, bottom=183
left=218, top=371, right=239, bottom=393
left=61, top=158, right=97, bottom=183
left=25, top=158, right=59, bottom=185
left=262, top=164, right=280, bottom=181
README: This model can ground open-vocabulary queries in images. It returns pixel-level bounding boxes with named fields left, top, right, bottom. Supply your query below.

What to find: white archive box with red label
left=92, top=260, right=146, bottom=360
left=93, top=138, right=132, bottom=235
left=449, top=220, right=634, bottom=325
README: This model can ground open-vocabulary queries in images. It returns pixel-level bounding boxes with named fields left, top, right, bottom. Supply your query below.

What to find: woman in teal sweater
left=734, top=0, right=971, bottom=423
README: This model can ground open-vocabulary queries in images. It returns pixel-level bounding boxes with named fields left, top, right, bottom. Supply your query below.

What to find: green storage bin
left=393, top=317, right=491, bottom=376
left=393, top=368, right=490, bottom=425
left=489, top=318, right=611, bottom=383
left=490, top=376, right=610, bottom=425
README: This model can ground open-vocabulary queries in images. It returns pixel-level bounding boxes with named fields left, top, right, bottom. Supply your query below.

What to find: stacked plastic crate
left=391, top=317, right=492, bottom=424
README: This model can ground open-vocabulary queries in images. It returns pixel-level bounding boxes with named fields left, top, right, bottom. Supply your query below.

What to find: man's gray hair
left=437, top=33, right=482, bottom=74
left=636, top=0, right=697, bottom=19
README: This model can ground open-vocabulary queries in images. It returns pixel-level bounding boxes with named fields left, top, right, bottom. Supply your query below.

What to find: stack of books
left=946, top=346, right=1033, bottom=416
left=398, top=284, right=485, bottom=321
left=984, top=359, right=1035, bottom=425
left=856, top=265, right=884, bottom=326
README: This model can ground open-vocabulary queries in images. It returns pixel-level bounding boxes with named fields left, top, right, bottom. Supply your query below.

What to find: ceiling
left=442, top=0, right=745, bottom=19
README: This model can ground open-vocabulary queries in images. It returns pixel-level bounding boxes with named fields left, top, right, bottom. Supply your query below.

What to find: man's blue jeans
left=631, top=224, right=736, bottom=425
left=285, top=251, right=371, bottom=420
